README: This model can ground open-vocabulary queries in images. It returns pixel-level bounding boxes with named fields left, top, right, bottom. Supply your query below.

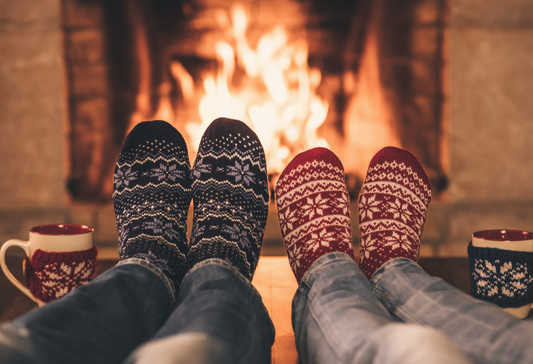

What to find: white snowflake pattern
left=382, top=232, right=412, bottom=253
left=358, top=235, right=378, bottom=264
left=222, top=223, right=251, bottom=249
left=114, top=168, right=137, bottom=187
left=279, top=206, right=299, bottom=234
left=358, top=195, right=381, bottom=220
left=150, top=164, right=185, bottom=181
left=288, top=245, right=304, bottom=271
left=301, top=194, right=329, bottom=221
left=308, top=228, right=338, bottom=252
left=387, top=198, right=413, bottom=224
left=192, top=158, right=212, bottom=178
left=338, top=227, right=353, bottom=246
left=118, top=228, right=129, bottom=255
left=411, top=215, right=424, bottom=233
left=36, top=260, right=95, bottom=299
left=335, top=193, right=350, bottom=215
left=143, top=218, right=180, bottom=240
left=227, top=161, right=255, bottom=186
left=190, top=224, right=206, bottom=245
left=474, top=259, right=533, bottom=298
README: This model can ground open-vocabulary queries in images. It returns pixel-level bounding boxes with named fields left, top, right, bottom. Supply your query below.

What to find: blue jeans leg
left=293, top=252, right=471, bottom=364
left=126, top=258, right=275, bottom=364
left=371, top=257, right=533, bottom=364
left=0, top=259, right=174, bottom=364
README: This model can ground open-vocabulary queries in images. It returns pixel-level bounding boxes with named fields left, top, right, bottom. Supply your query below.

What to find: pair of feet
left=276, top=145, right=432, bottom=282
left=113, top=117, right=432, bottom=291
left=113, top=118, right=269, bottom=291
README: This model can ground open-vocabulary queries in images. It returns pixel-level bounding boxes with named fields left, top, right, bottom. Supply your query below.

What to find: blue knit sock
left=113, top=120, right=191, bottom=290
left=188, top=118, right=269, bottom=280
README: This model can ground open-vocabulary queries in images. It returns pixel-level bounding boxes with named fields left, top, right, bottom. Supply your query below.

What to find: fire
left=172, top=5, right=329, bottom=173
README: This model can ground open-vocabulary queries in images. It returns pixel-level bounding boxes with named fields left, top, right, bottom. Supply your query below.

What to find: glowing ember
left=173, top=5, right=329, bottom=173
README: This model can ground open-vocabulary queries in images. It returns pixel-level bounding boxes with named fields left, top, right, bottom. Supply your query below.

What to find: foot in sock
left=276, top=147, right=354, bottom=283
left=113, top=120, right=191, bottom=290
left=358, top=146, right=432, bottom=279
left=188, top=117, right=269, bottom=280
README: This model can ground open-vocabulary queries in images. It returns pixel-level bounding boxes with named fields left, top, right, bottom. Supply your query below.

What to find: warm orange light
left=186, top=4, right=328, bottom=173
left=129, top=4, right=330, bottom=174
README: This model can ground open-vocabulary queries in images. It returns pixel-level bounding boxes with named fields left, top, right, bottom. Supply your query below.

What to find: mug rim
left=30, top=224, right=94, bottom=236
left=472, top=229, right=533, bottom=242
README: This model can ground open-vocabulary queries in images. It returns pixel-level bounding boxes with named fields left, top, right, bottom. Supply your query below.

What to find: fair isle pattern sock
left=113, top=120, right=191, bottom=290
left=276, top=147, right=354, bottom=283
left=188, top=118, right=269, bottom=280
left=358, top=146, right=431, bottom=279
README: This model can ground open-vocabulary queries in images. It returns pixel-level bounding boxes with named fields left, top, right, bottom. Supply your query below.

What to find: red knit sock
left=358, top=146, right=432, bottom=279
left=276, top=147, right=354, bottom=283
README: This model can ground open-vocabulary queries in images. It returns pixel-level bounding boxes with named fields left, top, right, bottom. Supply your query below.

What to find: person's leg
left=0, top=260, right=174, bottom=364
left=125, top=259, right=274, bottom=364
left=293, top=253, right=471, bottom=364
left=358, top=146, right=533, bottom=364
left=372, top=258, right=533, bottom=364
left=276, top=147, right=470, bottom=364
left=0, top=120, right=192, bottom=364
left=126, top=118, right=274, bottom=364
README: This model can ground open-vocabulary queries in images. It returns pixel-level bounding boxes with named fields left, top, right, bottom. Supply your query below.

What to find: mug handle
left=0, top=240, right=44, bottom=306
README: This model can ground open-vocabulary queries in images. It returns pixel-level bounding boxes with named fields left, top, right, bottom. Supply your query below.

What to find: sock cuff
left=468, top=242, right=533, bottom=308
left=188, top=239, right=253, bottom=280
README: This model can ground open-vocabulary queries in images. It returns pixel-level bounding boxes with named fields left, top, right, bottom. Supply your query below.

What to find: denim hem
left=184, top=258, right=276, bottom=338
left=300, top=251, right=355, bottom=287
left=370, top=257, right=421, bottom=298
left=117, top=258, right=176, bottom=304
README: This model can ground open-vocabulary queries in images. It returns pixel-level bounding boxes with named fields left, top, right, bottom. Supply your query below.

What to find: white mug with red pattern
left=0, top=224, right=97, bottom=306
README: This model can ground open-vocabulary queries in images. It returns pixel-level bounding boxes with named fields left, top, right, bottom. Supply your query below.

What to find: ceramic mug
left=0, top=224, right=98, bottom=306
left=471, top=229, right=533, bottom=318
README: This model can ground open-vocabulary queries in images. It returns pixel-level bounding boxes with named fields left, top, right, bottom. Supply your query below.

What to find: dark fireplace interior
left=62, top=0, right=448, bottom=203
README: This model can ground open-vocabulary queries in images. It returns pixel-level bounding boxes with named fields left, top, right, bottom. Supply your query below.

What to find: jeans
left=4, top=252, right=533, bottom=364
left=0, top=258, right=274, bottom=364
left=293, top=252, right=533, bottom=364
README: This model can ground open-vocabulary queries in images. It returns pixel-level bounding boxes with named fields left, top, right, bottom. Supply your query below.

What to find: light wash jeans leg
left=293, top=252, right=471, bottom=364
left=126, top=258, right=275, bottom=364
left=371, top=257, right=533, bottom=364
left=0, top=258, right=174, bottom=364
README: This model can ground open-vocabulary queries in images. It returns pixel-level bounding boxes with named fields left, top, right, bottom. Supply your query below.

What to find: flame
left=342, top=3, right=400, bottom=178
left=178, top=5, right=329, bottom=173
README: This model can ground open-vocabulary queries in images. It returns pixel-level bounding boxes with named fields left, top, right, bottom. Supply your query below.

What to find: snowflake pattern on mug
left=472, top=259, right=533, bottom=299
left=27, top=247, right=97, bottom=303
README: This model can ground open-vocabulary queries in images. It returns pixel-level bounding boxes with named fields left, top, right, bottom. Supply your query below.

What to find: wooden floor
left=1, top=253, right=478, bottom=363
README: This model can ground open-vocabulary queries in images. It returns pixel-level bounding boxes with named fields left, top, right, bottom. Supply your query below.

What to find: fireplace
left=62, top=0, right=448, bottom=204
left=3, top=0, right=533, bottom=258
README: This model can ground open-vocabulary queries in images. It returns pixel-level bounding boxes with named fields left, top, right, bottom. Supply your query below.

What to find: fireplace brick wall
left=0, top=0, right=67, bottom=247
left=442, top=0, right=533, bottom=255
